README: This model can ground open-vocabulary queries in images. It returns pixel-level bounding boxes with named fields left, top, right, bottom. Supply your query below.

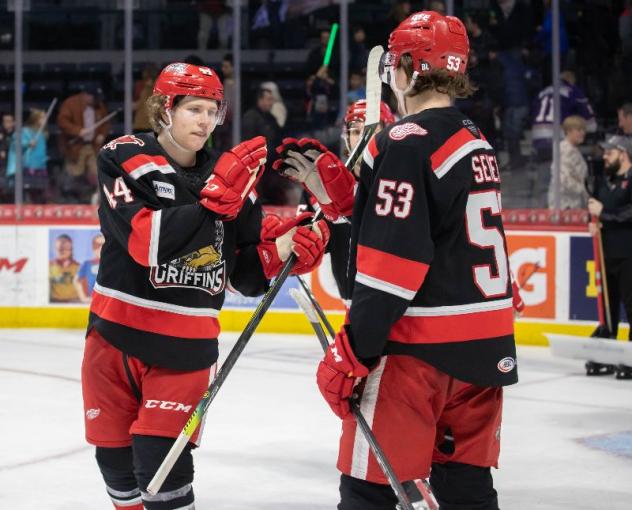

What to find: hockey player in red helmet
left=342, top=100, right=396, bottom=176
left=316, top=11, right=517, bottom=510
left=271, top=100, right=396, bottom=303
left=81, top=62, right=329, bottom=510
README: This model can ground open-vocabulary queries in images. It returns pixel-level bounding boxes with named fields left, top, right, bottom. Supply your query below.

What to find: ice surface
left=1, top=329, right=631, bottom=509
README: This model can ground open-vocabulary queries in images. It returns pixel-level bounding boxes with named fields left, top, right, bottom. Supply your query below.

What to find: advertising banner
left=507, top=234, right=557, bottom=319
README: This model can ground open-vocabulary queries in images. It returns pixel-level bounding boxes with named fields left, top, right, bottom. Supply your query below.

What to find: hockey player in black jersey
left=81, top=62, right=329, bottom=510
left=314, top=12, right=517, bottom=510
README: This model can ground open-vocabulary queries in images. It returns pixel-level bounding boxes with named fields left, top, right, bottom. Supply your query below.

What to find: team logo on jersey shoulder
left=389, top=123, right=428, bottom=141
left=150, top=220, right=226, bottom=295
left=497, top=356, right=516, bottom=373
left=103, top=134, right=145, bottom=151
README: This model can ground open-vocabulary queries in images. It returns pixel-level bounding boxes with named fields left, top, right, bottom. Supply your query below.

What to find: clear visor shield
left=341, top=122, right=364, bottom=153
left=215, top=99, right=228, bottom=126
left=378, top=51, right=398, bottom=87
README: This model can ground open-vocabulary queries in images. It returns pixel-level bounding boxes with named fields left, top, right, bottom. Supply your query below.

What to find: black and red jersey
left=89, top=132, right=268, bottom=371
left=347, top=106, right=517, bottom=387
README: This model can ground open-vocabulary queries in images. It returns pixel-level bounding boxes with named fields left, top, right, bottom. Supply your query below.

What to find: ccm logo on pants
left=144, top=400, right=192, bottom=412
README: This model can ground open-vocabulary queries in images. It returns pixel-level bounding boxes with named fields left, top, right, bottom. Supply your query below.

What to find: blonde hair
left=146, top=95, right=169, bottom=133
left=25, top=108, right=45, bottom=129
left=562, top=115, right=586, bottom=134
left=400, top=54, right=475, bottom=99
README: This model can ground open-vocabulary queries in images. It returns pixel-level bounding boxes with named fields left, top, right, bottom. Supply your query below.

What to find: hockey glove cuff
left=256, top=212, right=330, bottom=279
left=316, top=325, right=369, bottom=419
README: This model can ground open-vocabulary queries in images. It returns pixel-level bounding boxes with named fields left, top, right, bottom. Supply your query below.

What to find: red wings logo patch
left=389, top=123, right=428, bottom=141
left=103, top=135, right=145, bottom=151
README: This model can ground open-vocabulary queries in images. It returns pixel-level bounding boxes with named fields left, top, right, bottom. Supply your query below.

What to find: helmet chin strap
left=159, top=110, right=196, bottom=155
left=390, top=71, right=419, bottom=118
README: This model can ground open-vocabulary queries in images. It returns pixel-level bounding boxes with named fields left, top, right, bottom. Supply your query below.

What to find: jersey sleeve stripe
left=122, top=154, right=175, bottom=180
left=356, top=273, right=417, bottom=300
left=362, top=135, right=379, bottom=170
left=148, top=209, right=161, bottom=267
left=403, top=297, right=513, bottom=316
left=390, top=306, right=514, bottom=344
left=431, top=128, right=493, bottom=178
left=128, top=208, right=154, bottom=266
left=357, top=244, right=429, bottom=292
left=91, top=286, right=220, bottom=339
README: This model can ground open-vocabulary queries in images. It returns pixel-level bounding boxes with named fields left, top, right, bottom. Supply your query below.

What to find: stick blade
left=364, top=45, right=384, bottom=127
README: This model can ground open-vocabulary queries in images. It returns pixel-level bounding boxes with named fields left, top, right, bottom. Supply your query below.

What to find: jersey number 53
left=466, top=190, right=508, bottom=298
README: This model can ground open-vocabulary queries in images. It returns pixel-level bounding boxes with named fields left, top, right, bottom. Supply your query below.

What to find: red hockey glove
left=256, top=212, right=330, bottom=279
left=200, top=136, right=267, bottom=219
left=316, top=326, right=369, bottom=419
left=272, top=137, right=355, bottom=220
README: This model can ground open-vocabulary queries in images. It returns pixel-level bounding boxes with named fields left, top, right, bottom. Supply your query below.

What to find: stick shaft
left=147, top=254, right=296, bottom=495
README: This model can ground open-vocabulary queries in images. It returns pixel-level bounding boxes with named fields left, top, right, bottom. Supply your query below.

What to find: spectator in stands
left=349, top=25, right=368, bottom=73
left=49, top=233, right=80, bottom=303
left=497, top=49, right=531, bottom=169
left=489, top=0, right=533, bottom=52
left=618, top=102, right=632, bottom=136
left=6, top=108, right=49, bottom=203
left=133, top=64, right=157, bottom=133
left=73, top=232, right=104, bottom=303
left=548, top=115, right=588, bottom=209
left=382, top=1, right=412, bottom=45
left=346, top=70, right=366, bottom=104
left=534, top=0, right=569, bottom=83
left=57, top=85, right=111, bottom=203
left=427, top=0, right=446, bottom=14
left=306, top=28, right=339, bottom=78
left=0, top=112, right=15, bottom=177
left=306, top=65, right=336, bottom=131
left=214, top=54, right=236, bottom=151
left=243, top=86, right=280, bottom=147
left=531, top=70, right=597, bottom=161
left=196, top=0, right=232, bottom=50
left=461, top=12, right=504, bottom=147
left=261, top=81, right=287, bottom=129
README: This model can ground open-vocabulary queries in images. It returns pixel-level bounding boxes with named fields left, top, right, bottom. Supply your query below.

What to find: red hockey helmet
left=153, top=62, right=227, bottom=124
left=344, top=100, right=396, bottom=126
left=379, top=11, right=469, bottom=84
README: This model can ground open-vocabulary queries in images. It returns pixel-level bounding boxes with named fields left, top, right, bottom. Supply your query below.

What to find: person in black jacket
left=81, top=62, right=329, bottom=510
left=588, top=135, right=632, bottom=350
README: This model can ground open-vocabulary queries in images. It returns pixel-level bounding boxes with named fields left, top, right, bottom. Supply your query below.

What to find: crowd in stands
left=1, top=0, right=632, bottom=208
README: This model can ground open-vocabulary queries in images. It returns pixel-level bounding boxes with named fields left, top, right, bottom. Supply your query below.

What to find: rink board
left=547, top=334, right=632, bottom=365
left=0, top=211, right=629, bottom=344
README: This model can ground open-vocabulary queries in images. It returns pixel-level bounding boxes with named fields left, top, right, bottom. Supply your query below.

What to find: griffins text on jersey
left=150, top=221, right=226, bottom=295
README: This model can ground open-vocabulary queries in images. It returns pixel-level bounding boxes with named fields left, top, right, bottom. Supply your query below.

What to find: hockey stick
left=345, top=45, right=383, bottom=171
left=147, top=122, right=380, bottom=494
left=295, top=275, right=336, bottom=338
left=289, top=289, right=438, bottom=510
left=593, top=217, right=613, bottom=334
left=146, top=253, right=298, bottom=495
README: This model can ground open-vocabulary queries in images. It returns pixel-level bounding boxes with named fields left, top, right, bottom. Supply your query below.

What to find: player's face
left=347, top=121, right=364, bottom=153
left=171, top=96, right=219, bottom=152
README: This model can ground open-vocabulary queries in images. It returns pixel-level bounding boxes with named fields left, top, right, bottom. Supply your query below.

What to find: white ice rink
left=1, top=329, right=631, bottom=510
